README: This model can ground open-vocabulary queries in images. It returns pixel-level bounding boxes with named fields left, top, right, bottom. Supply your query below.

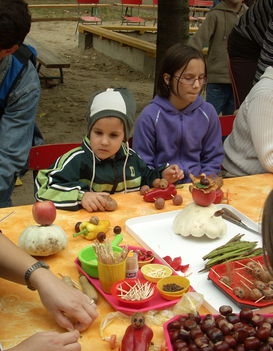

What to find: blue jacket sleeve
left=0, top=61, right=40, bottom=206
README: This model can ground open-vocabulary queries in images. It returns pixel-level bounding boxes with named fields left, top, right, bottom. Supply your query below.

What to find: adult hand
left=7, top=330, right=81, bottom=351
left=31, top=269, right=98, bottom=332
left=81, top=192, right=109, bottom=212
left=162, top=164, right=184, bottom=183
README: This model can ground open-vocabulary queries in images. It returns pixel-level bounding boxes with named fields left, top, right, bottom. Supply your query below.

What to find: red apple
left=191, top=188, right=216, bottom=207
left=213, top=189, right=224, bottom=204
left=32, top=201, right=56, bottom=226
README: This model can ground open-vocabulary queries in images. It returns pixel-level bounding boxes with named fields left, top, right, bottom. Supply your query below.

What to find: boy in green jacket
left=189, top=0, right=247, bottom=115
left=35, top=88, right=183, bottom=211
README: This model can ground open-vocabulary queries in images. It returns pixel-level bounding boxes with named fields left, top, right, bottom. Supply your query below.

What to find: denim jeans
left=206, top=83, right=235, bottom=115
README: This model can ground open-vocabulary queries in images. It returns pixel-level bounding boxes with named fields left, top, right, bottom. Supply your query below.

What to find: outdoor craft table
left=0, top=173, right=272, bottom=350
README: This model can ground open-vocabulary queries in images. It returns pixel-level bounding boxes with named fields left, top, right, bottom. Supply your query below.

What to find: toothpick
left=254, top=295, right=265, bottom=303
left=219, top=279, right=232, bottom=290
left=0, top=211, right=15, bottom=223
left=211, top=268, right=220, bottom=278
left=240, top=280, right=251, bottom=291
left=236, top=261, right=251, bottom=269
left=236, top=272, right=253, bottom=284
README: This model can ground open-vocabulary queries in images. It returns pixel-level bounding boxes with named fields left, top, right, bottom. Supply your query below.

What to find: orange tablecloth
left=0, top=174, right=272, bottom=350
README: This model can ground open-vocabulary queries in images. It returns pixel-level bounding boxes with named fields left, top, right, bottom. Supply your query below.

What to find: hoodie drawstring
left=122, top=141, right=129, bottom=193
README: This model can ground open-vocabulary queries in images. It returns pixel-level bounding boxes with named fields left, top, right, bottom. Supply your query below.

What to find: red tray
left=75, top=246, right=187, bottom=315
left=208, top=255, right=273, bottom=309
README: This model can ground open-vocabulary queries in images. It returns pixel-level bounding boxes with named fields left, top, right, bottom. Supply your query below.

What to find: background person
left=0, top=232, right=98, bottom=351
left=0, top=0, right=42, bottom=208
left=223, top=66, right=273, bottom=176
left=228, top=0, right=273, bottom=109
left=133, top=44, right=224, bottom=184
left=189, top=0, right=247, bottom=115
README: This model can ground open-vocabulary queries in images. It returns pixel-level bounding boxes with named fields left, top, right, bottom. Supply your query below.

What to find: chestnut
left=201, top=318, right=216, bottom=332
left=74, top=221, right=81, bottom=233
left=252, top=314, right=265, bottom=327
left=239, top=308, right=253, bottom=322
left=193, top=335, right=209, bottom=348
left=179, top=328, right=191, bottom=341
left=206, top=327, right=224, bottom=343
left=224, top=335, right=237, bottom=347
left=234, top=329, right=249, bottom=343
left=219, top=305, right=233, bottom=316
left=244, top=336, right=260, bottom=350
left=259, top=344, right=272, bottom=351
left=226, top=313, right=241, bottom=324
left=261, top=322, right=272, bottom=330
left=173, top=339, right=189, bottom=351
left=265, top=316, right=273, bottom=325
left=188, top=342, right=199, bottom=351
left=256, top=326, right=271, bottom=340
left=190, top=327, right=203, bottom=339
left=214, top=341, right=229, bottom=351
left=168, top=320, right=181, bottom=331
left=169, top=330, right=180, bottom=342
left=235, top=344, right=246, bottom=351
left=184, top=319, right=197, bottom=330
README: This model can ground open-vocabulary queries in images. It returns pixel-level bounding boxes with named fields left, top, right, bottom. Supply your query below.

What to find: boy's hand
left=81, top=192, right=109, bottom=212
left=162, top=164, right=184, bottom=184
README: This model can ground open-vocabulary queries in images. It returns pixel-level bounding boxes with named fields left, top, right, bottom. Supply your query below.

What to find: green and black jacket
left=35, top=136, right=166, bottom=210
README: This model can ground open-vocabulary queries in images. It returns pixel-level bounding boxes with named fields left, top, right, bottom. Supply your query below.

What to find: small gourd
left=19, top=224, right=67, bottom=256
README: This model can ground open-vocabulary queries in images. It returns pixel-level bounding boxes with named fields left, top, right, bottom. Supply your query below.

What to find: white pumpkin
left=19, top=224, right=68, bottom=256
left=173, top=202, right=227, bottom=239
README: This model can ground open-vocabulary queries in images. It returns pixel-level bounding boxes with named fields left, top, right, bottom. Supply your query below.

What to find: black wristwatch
left=24, top=261, right=49, bottom=290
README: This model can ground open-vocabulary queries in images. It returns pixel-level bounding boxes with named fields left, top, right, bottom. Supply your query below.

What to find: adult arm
left=247, top=94, right=273, bottom=172
left=0, top=62, right=40, bottom=206
left=0, top=233, right=98, bottom=332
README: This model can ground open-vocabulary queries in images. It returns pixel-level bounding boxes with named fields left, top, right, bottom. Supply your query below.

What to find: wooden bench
left=79, top=24, right=156, bottom=56
left=25, top=36, right=70, bottom=84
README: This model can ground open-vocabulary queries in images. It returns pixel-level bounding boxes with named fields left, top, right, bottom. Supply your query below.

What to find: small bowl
left=78, top=245, right=123, bottom=278
left=141, top=263, right=172, bottom=283
left=138, top=256, right=155, bottom=267
left=156, top=276, right=190, bottom=300
left=111, top=278, right=156, bottom=307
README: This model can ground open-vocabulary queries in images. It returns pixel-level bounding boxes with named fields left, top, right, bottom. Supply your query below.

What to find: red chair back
left=29, top=143, right=81, bottom=171
left=121, top=0, right=142, bottom=4
left=76, top=0, right=99, bottom=3
left=219, top=115, right=236, bottom=137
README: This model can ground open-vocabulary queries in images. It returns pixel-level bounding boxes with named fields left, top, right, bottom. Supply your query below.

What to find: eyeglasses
left=174, top=75, right=207, bottom=85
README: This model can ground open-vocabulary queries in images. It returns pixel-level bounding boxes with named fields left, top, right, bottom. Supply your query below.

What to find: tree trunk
left=154, top=0, right=189, bottom=94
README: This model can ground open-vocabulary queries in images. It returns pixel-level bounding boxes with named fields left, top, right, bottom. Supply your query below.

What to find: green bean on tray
left=199, top=234, right=263, bottom=272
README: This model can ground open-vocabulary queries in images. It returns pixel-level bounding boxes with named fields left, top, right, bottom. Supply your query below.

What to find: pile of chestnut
left=167, top=305, right=273, bottom=351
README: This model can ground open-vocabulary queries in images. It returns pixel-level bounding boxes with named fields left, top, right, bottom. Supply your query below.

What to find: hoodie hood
left=152, top=94, right=204, bottom=115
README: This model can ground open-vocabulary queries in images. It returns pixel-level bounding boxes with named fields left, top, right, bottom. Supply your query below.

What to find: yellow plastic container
left=156, top=276, right=190, bottom=300
left=98, top=259, right=126, bottom=294
left=141, top=263, right=172, bottom=283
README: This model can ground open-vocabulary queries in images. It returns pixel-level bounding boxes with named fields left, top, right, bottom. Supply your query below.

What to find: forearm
left=0, top=233, right=37, bottom=285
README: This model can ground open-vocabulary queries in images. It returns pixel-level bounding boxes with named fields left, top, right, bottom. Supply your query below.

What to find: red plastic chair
left=28, top=143, right=81, bottom=178
left=219, top=114, right=236, bottom=138
left=75, top=0, right=102, bottom=34
left=121, top=0, right=145, bottom=25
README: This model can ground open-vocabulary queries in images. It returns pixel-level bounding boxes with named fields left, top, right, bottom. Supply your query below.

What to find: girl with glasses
left=133, top=44, right=224, bottom=184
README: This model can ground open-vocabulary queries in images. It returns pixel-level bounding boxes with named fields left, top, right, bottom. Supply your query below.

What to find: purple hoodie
left=133, top=95, right=224, bottom=183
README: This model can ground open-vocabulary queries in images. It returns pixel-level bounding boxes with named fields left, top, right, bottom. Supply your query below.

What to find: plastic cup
left=98, top=259, right=126, bottom=294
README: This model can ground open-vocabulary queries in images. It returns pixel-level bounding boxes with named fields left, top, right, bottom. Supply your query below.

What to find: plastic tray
left=163, top=313, right=273, bottom=351
left=208, top=255, right=273, bottom=309
left=125, top=204, right=261, bottom=313
left=74, top=246, right=186, bottom=315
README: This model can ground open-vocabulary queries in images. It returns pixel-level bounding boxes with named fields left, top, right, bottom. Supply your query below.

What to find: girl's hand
left=81, top=192, right=109, bottom=212
left=162, top=165, right=184, bottom=183
left=8, top=330, right=81, bottom=351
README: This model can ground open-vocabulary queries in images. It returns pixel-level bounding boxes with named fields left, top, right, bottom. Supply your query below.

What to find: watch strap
left=24, top=261, right=49, bottom=290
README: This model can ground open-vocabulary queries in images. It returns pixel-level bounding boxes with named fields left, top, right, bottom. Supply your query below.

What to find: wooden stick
left=236, top=272, right=253, bottom=284
left=211, top=268, right=220, bottom=278
left=240, top=280, right=251, bottom=291
left=236, top=261, right=251, bottom=269
left=219, top=279, right=233, bottom=290
left=254, top=295, right=265, bottom=303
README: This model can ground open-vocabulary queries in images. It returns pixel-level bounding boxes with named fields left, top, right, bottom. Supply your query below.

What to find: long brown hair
left=262, top=190, right=273, bottom=273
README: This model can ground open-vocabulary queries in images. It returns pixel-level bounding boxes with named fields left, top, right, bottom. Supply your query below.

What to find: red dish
left=111, top=278, right=156, bottom=308
left=208, top=255, right=273, bottom=309
left=74, top=246, right=190, bottom=315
